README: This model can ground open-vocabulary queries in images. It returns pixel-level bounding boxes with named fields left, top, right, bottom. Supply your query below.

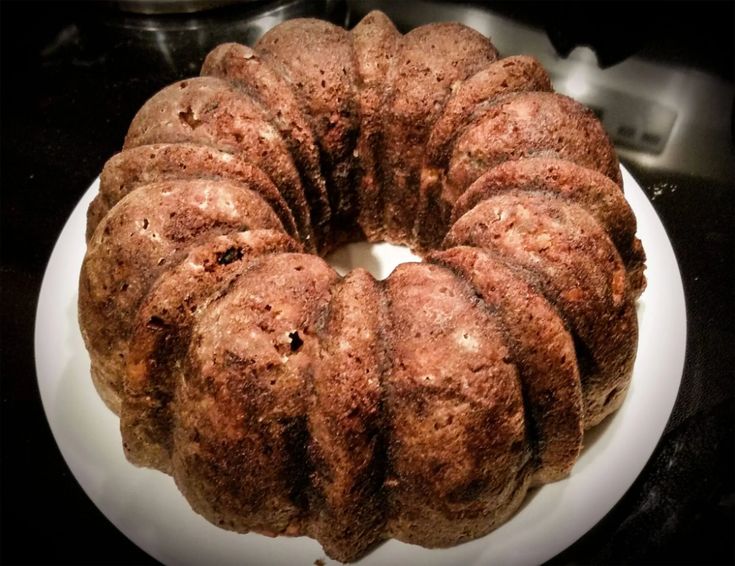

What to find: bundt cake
left=78, top=10, right=647, bottom=562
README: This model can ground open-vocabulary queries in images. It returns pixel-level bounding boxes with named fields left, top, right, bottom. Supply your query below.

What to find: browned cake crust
left=173, top=254, right=339, bottom=535
left=89, top=143, right=298, bottom=243
left=123, top=76, right=317, bottom=251
left=79, top=179, right=286, bottom=413
left=444, top=194, right=637, bottom=426
left=415, top=56, right=553, bottom=249
left=256, top=19, right=361, bottom=245
left=381, top=23, right=499, bottom=246
left=429, top=247, right=583, bottom=484
left=425, top=56, right=553, bottom=170
left=77, top=11, right=648, bottom=563
left=123, top=230, right=302, bottom=473
left=351, top=10, right=401, bottom=241
left=307, top=269, right=387, bottom=561
left=201, top=43, right=332, bottom=250
left=445, top=92, right=622, bottom=210
left=383, top=262, right=531, bottom=546
left=452, top=158, right=647, bottom=297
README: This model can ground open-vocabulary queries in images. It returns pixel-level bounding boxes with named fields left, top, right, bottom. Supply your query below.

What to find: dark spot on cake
left=281, top=416, right=310, bottom=508
left=178, top=107, right=202, bottom=129
left=289, top=331, right=304, bottom=352
left=147, top=316, right=166, bottom=330
left=604, top=386, right=621, bottom=407
left=572, top=332, right=598, bottom=379
left=217, top=246, right=244, bottom=265
left=447, top=478, right=486, bottom=504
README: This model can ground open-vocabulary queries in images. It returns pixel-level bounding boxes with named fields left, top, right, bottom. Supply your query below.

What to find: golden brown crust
left=429, top=247, right=584, bottom=484
left=307, top=269, right=387, bottom=561
left=123, top=76, right=317, bottom=252
left=256, top=19, right=361, bottom=246
left=351, top=11, right=401, bottom=241
left=445, top=92, right=622, bottom=210
left=444, top=194, right=637, bottom=426
left=383, top=263, right=531, bottom=546
left=381, top=23, right=499, bottom=246
left=122, top=230, right=302, bottom=472
left=91, top=143, right=298, bottom=243
left=415, top=56, right=553, bottom=249
left=201, top=43, right=332, bottom=251
left=173, top=254, right=338, bottom=534
left=79, top=179, right=286, bottom=413
left=452, top=158, right=646, bottom=297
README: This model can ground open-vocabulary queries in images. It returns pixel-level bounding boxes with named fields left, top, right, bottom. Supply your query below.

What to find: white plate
left=35, top=166, right=686, bottom=566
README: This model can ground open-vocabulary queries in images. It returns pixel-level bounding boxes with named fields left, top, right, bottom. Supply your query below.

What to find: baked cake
left=78, top=11, right=646, bottom=562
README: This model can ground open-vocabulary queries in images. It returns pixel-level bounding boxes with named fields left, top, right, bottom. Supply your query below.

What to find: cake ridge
left=429, top=246, right=584, bottom=485
left=123, top=76, right=318, bottom=252
left=379, top=21, right=499, bottom=244
left=201, top=42, right=333, bottom=251
left=255, top=18, right=363, bottom=248
left=91, top=143, right=300, bottom=244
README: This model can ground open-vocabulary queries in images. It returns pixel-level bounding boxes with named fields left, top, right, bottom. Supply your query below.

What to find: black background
left=1, top=1, right=733, bottom=564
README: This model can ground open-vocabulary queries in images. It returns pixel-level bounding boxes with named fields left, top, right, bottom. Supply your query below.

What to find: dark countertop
left=1, top=1, right=733, bottom=564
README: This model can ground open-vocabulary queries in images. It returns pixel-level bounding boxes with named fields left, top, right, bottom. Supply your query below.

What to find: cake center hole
left=325, top=242, right=421, bottom=281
